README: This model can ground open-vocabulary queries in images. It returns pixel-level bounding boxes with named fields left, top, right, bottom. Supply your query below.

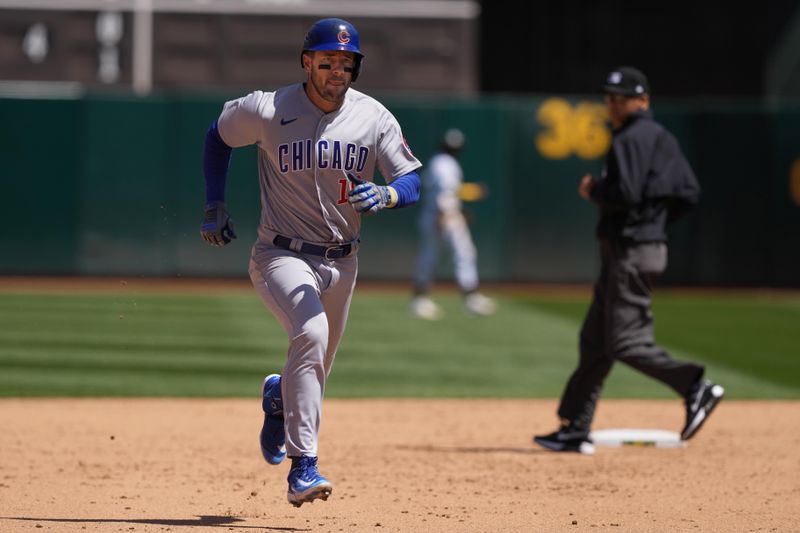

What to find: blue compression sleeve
left=203, top=121, right=232, bottom=203
left=389, top=170, right=421, bottom=208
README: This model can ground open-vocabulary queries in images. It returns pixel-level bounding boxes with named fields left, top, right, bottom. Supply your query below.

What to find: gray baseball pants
left=249, top=240, right=358, bottom=457
left=557, top=239, right=704, bottom=430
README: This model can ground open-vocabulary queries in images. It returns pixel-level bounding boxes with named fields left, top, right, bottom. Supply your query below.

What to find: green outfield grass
left=0, top=286, right=797, bottom=399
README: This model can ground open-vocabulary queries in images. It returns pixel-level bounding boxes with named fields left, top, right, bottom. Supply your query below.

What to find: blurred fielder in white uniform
left=411, top=129, right=496, bottom=320
left=200, top=18, right=421, bottom=507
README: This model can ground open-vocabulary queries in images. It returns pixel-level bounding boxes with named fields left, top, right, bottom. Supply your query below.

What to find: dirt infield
left=1, top=398, right=796, bottom=532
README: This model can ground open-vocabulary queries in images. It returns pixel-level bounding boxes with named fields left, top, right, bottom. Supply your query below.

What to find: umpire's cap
left=601, top=66, right=649, bottom=96
left=301, top=18, right=364, bottom=81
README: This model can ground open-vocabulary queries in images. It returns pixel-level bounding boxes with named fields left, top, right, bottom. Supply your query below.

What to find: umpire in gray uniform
left=535, top=66, right=724, bottom=454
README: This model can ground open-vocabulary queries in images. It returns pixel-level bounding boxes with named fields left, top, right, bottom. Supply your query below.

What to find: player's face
left=604, top=93, right=649, bottom=129
left=304, top=50, right=356, bottom=112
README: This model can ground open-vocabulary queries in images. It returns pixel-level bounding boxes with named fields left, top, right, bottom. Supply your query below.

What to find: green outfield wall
left=2, top=92, right=799, bottom=286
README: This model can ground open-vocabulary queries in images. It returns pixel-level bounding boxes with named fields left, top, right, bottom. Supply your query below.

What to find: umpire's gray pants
left=557, top=239, right=704, bottom=430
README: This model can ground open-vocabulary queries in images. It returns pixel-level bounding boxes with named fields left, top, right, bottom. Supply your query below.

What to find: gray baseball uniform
left=217, top=83, right=420, bottom=457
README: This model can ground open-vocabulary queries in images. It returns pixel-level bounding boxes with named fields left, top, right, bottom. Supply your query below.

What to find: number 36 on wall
left=535, top=97, right=611, bottom=160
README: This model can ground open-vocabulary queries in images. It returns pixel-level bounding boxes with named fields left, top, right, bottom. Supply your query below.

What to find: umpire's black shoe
left=681, top=379, right=725, bottom=441
left=534, top=425, right=595, bottom=455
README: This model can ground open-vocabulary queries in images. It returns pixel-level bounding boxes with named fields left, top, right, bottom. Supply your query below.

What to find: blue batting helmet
left=300, top=18, right=364, bottom=81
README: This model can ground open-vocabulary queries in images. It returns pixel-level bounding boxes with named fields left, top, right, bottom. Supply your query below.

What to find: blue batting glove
left=201, top=201, right=237, bottom=247
left=347, top=173, right=397, bottom=215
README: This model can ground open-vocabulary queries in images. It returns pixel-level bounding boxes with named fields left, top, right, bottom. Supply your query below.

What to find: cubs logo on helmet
left=300, top=18, right=364, bottom=81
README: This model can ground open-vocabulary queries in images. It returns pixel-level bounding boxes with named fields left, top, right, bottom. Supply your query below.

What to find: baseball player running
left=200, top=18, right=421, bottom=507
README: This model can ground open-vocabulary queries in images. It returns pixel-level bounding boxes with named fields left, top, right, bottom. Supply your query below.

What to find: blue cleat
left=260, top=374, right=286, bottom=465
left=287, top=456, right=333, bottom=507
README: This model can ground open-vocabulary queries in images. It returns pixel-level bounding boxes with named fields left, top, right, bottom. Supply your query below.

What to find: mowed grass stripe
left=0, top=293, right=266, bottom=319
left=520, top=294, right=800, bottom=390
left=0, top=348, right=278, bottom=373
left=332, top=296, right=607, bottom=398
left=0, top=291, right=287, bottom=396
left=0, top=367, right=262, bottom=397
left=0, top=331, right=283, bottom=356
left=1, top=289, right=798, bottom=398
left=0, top=291, right=286, bottom=357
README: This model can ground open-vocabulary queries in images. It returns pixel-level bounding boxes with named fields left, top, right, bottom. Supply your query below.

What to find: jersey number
left=338, top=178, right=354, bottom=205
